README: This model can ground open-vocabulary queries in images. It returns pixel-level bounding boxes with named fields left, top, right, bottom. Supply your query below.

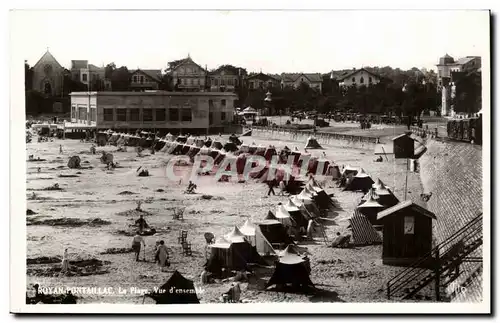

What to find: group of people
left=131, top=214, right=171, bottom=271
left=266, top=179, right=287, bottom=196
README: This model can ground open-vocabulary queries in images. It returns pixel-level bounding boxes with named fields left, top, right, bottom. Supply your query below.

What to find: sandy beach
left=26, top=132, right=425, bottom=304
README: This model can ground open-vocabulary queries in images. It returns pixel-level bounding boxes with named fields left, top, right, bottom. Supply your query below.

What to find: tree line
left=25, top=61, right=481, bottom=117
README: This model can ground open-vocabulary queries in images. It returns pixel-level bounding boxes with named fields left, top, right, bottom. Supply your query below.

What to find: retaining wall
left=419, top=138, right=483, bottom=302
left=247, top=126, right=379, bottom=150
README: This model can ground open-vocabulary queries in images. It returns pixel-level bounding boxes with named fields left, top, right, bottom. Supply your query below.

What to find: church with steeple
left=31, top=49, right=64, bottom=97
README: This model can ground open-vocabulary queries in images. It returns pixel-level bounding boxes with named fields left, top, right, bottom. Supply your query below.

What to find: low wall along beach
left=247, top=126, right=379, bottom=150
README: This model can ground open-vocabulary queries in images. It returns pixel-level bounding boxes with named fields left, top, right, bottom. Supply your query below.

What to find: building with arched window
left=31, top=49, right=64, bottom=97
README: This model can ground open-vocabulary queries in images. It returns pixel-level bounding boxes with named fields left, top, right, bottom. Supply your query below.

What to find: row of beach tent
left=205, top=177, right=335, bottom=291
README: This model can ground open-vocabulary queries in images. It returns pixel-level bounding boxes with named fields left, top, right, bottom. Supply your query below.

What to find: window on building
left=193, top=79, right=198, bottom=86
left=209, top=99, right=214, bottom=110
left=170, top=108, right=180, bottom=121
left=360, top=77, right=364, bottom=84
left=129, top=108, right=140, bottom=121
left=259, top=81, right=263, bottom=88
left=249, top=82, right=254, bottom=90
left=209, top=112, right=213, bottom=125
left=215, top=79, right=219, bottom=86
left=133, top=75, right=137, bottom=83
left=71, top=106, right=76, bottom=119
left=181, top=108, right=192, bottom=122
left=116, top=108, right=127, bottom=121
left=90, top=108, right=96, bottom=122
left=82, top=74, right=88, bottom=82
left=103, top=108, right=114, bottom=121
left=92, top=74, right=97, bottom=81
left=404, top=216, right=415, bottom=235
left=221, top=99, right=226, bottom=107
left=268, top=81, right=272, bottom=87
left=140, top=76, right=145, bottom=84
left=221, top=79, right=225, bottom=86
left=352, top=77, right=355, bottom=83
left=155, top=108, right=166, bottom=122
left=221, top=112, right=226, bottom=121
left=369, top=77, right=373, bottom=83
left=438, top=70, right=442, bottom=77
left=78, top=107, right=87, bottom=121
left=301, top=78, right=304, bottom=82
left=143, top=109, right=153, bottom=122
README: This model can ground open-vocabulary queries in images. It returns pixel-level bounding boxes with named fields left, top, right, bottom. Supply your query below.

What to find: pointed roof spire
left=225, top=226, right=246, bottom=243
left=358, top=193, right=384, bottom=209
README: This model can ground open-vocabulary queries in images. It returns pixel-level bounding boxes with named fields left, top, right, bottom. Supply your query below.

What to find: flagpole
left=88, top=63, right=91, bottom=126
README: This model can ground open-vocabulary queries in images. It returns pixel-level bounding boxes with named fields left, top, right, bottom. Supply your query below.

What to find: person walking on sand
left=131, top=232, right=146, bottom=262
left=278, top=180, right=286, bottom=196
left=266, top=180, right=276, bottom=196
left=59, top=145, right=63, bottom=154
left=154, top=240, right=160, bottom=263
left=156, top=240, right=170, bottom=272
left=306, top=219, right=315, bottom=240
left=61, top=248, right=70, bottom=273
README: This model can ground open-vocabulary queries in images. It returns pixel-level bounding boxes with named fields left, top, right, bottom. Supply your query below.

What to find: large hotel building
left=69, top=91, right=237, bottom=135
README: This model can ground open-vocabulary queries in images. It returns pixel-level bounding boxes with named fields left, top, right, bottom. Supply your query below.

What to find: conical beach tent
left=275, top=204, right=294, bottom=228
left=265, top=245, right=314, bottom=291
left=344, top=168, right=374, bottom=192
left=165, top=133, right=175, bottom=141
left=258, top=211, right=294, bottom=247
left=357, top=194, right=386, bottom=225
left=373, top=181, right=400, bottom=207
left=304, top=136, right=323, bottom=149
left=176, top=135, right=187, bottom=143
left=239, top=219, right=276, bottom=256
left=146, top=271, right=200, bottom=304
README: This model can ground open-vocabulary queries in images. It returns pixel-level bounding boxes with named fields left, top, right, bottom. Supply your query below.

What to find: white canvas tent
left=239, top=220, right=276, bottom=256
left=275, top=204, right=294, bottom=228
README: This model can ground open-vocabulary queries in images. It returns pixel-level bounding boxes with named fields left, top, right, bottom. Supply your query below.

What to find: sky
left=11, top=10, right=490, bottom=74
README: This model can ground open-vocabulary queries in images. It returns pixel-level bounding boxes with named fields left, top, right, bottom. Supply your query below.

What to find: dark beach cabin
left=392, top=133, right=416, bottom=159
left=377, top=200, right=436, bottom=266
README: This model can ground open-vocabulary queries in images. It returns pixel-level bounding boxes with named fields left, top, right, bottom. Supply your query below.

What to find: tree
left=90, top=78, right=105, bottom=92
left=452, top=71, right=481, bottom=114
left=25, top=61, right=33, bottom=91
left=110, top=66, right=131, bottom=91
left=159, top=74, right=174, bottom=91
left=62, top=69, right=87, bottom=95
left=105, top=63, right=116, bottom=80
